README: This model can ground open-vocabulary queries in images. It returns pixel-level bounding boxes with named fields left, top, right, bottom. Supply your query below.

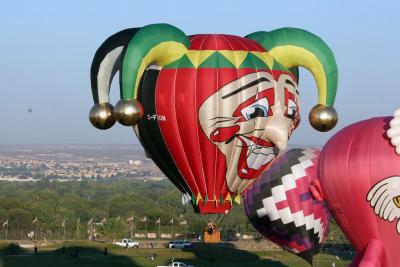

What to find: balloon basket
left=203, top=222, right=221, bottom=244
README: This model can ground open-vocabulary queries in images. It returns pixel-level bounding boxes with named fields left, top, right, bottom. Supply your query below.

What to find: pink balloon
left=319, top=117, right=400, bottom=267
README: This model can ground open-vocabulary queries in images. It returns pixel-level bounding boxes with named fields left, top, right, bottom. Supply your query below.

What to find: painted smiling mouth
left=236, top=136, right=278, bottom=179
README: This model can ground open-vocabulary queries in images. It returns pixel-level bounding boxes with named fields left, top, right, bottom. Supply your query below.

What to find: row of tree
left=0, top=179, right=349, bottom=244
left=0, top=179, right=254, bottom=241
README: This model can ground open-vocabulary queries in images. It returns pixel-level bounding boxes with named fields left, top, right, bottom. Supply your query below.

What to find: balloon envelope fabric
left=243, top=148, right=330, bottom=264
left=89, top=24, right=339, bottom=214
left=319, top=117, right=400, bottom=267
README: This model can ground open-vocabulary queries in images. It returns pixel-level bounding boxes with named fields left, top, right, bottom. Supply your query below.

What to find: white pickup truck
left=114, top=238, right=139, bottom=248
left=168, top=240, right=193, bottom=248
left=157, top=262, right=193, bottom=267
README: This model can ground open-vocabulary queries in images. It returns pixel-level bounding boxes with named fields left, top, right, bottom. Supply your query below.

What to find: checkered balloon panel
left=244, top=148, right=331, bottom=264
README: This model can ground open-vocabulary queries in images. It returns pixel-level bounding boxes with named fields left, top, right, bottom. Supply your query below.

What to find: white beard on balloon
left=199, top=71, right=299, bottom=193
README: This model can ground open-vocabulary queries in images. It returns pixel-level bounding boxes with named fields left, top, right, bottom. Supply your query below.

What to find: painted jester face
left=199, top=71, right=299, bottom=191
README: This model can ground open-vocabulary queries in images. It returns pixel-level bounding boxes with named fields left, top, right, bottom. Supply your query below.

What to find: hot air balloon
left=319, top=117, right=400, bottom=267
left=244, top=148, right=331, bottom=264
left=89, top=23, right=339, bottom=214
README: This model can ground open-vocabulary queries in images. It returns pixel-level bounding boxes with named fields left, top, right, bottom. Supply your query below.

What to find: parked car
left=157, top=261, right=193, bottom=267
left=114, top=238, right=139, bottom=248
left=168, top=240, right=193, bottom=249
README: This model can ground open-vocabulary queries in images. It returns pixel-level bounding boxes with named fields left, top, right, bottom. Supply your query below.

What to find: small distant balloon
left=28, top=108, right=32, bottom=114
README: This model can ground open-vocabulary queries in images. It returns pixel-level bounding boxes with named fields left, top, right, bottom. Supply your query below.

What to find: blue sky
left=1, top=0, right=399, bottom=145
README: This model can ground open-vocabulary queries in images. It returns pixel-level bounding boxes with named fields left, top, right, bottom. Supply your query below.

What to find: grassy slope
left=0, top=241, right=351, bottom=267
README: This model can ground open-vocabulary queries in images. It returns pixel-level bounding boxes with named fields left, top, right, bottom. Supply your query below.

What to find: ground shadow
left=0, top=243, right=29, bottom=256
left=1, top=241, right=340, bottom=267
left=182, top=243, right=288, bottom=267
left=0, top=242, right=142, bottom=267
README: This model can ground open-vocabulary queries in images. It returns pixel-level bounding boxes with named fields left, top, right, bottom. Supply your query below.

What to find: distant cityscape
left=0, top=143, right=316, bottom=183
left=0, top=144, right=166, bottom=182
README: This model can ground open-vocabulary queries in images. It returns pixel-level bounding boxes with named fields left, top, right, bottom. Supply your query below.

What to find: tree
left=99, top=218, right=124, bottom=241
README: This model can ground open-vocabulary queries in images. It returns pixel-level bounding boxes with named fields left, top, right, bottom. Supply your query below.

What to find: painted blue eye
left=241, top=98, right=270, bottom=120
left=287, top=99, right=297, bottom=119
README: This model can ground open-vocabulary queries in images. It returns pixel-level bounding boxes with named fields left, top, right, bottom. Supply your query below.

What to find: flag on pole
left=126, top=216, right=133, bottom=222
left=2, top=220, right=8, bottom=227
left=141, top=216, right=147, bottom=222
left=32, top=217, right=38, bottom=224
left=156, top=218, right=160, bottom=225
left=179, top=220, right=187, bottom=225
left=87, top=218, right=93, bottom=225
left=62, top=219, right=66, bottom=228
left=169, top=218, right=174, bottom=224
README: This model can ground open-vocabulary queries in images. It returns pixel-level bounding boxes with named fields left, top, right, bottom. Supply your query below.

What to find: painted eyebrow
left=285, top=79, right=299, bottom=95
left=285, top=79, right=296, bottom=88
left=222, top=77, right=271, bottom=99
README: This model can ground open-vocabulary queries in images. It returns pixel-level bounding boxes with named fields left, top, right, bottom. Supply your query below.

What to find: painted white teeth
left=241, top=137, right=274, bottom=170
left=247, top=149, right=274, bottom=169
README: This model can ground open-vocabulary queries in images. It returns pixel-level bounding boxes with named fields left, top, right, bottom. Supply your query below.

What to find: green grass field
left=0, top=241, right=351, bottom=267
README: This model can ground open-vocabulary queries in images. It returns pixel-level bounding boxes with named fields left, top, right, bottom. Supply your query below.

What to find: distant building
left=128, top=160, right=141, bottom=166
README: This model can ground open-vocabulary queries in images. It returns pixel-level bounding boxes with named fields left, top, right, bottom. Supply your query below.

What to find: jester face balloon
left=244, top=148, right=331, bottom=264
left=198, top=71, right=298, bottom=184
left=89, top=24, right=339, bottom=214
left=319, top=117, right=400, bottom=267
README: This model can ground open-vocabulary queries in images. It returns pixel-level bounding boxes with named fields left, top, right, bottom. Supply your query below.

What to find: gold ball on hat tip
left=114, top=99, right=144, bottom=126
left=309, top=104, right=338, bottom=132
left=89, top=103, right=116, bottom=130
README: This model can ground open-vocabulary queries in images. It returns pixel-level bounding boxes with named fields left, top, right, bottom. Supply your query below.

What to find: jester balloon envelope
left=244, top=148, right=331, bottom=264
left=319, top=117, right=400, bottom=267
left=89, top=23, right=339, bottom=214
